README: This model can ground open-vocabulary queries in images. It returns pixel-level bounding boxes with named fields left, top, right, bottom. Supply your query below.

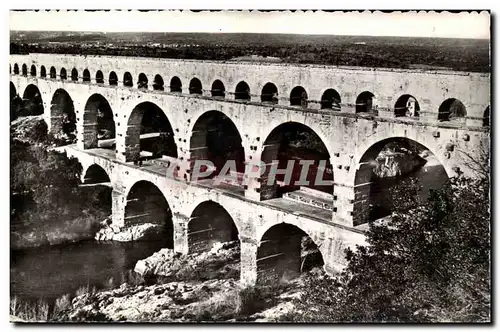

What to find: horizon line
left=9, top=30, right=491, bottom=40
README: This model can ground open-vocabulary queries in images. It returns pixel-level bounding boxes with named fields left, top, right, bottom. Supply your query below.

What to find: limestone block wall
left=10, top=73, right=490, bottom=227
left=11, top=53, right=490, bottom=122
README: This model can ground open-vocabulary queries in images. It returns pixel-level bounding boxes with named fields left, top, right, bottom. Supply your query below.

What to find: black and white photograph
left=8, top=8, right=491, bottom=323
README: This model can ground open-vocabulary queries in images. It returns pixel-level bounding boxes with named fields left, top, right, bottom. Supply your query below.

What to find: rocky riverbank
left=94, top=220, right=166, bottom=242
left=47, top=241, right=319, bottom=322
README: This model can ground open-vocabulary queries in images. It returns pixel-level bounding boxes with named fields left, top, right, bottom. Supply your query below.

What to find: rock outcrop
left=134, top=241, right=240, bottom=278
left=373, top=149, right=427, bottom=178
left=94, top=222, right=165, bottom=242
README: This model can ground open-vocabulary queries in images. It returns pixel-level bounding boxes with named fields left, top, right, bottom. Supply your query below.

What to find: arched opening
left=483, top=106, right=490, bottom=127
left=259, top=122, right=333, bottom=201
left=60, top=68, right=67, bottom=80
left=22, top=64, right=27, bottom=76
left=71, top=68, right=78, bottom=81
left=235, top=81, right=251, bottom=101
left=124, top=102, right=177, bottom=162
left=82, top=69, right=91, bottom=82
left=109, top=71, right=118, bottom=85
left=96, top=70, right=104, bottom=84
left=11, top=82, right=20, bottom=120
left=190, top=111, right=245, bottom=181
left=290, top=86, right=308, bottom=107
left=20, top=84, right=44, bottom=116
left=356, top=91, right=375, bottom=113
left=354, top=138, right=449, bottom=225
left=123, top=72, right=133, bottom=87
left=13, top=64, right=19, bottom=75
left=257, top=224, right=324, bottom=285
left=320, top=89, right=341, bottom=110
left=394, top=94, right=420, bottom=117
left=438, top=98, right=467, bottom=121
left=124, top=181, right=173, bottom=246
left=138, top=73, right=148, bottom=89
left=189, top=78, right=203, bottom=95
left=170, top=76, right=182, bottom=92
left=50, top=67, right=56, bottom=79
left=40, top=66, right=46, bottom=78
left=153, top=75, right=164, bottom=91
left=261, top=82, right=278, bottom=103
left=30, top=65, right=36, bottom=77
left=82, top=94, right=115, bottom=150
left=81, top=164, right=112, bottom=215
left=188, top=201, right=239, bottom=257
left=50, top=89, right=76, bottom=139
left=10, top=82, right=17, bottom=101
left=211, top=80, right=225, bottom=98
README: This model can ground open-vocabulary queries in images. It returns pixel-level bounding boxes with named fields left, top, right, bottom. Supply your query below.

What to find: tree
left=295, top=176, right=490, bottom=322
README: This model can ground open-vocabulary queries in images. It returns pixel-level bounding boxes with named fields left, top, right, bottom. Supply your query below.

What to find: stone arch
left=189, top=110, right=245, bottom=180
left=394, top=94, right=420, bottom=117
left=153, top=74, right=164, bottom=91
left=189, top=77, right=203, bottom=95
left=483, top=106, right=490, bottom=127
left=356, top=91, right=375, bottom=113
left=21, top=84, right=44, bottom=116
left=50, top=89, right=76, bottom=137
left=235, top=81, right=251, bottom=101
left=82, top=94, right=116, bottom=150
left=83, top=164, right=111, bottom=184
left=49, top=66, right=56, bottom=79
left=96, top=70, right=104, bottom=84
left=125, top=180, right=173, bottom=247
left=30, top=65, right=36, bottom=77
left=10, top=82, right=17, bottom=101
left=60, top=67, right=67, bottom=80
left=354, top=137, right=449, bottom=225
left=22, top=64, right=27, bottom=76
left=81, top=164, right=112, bottom=221
left=124, top=102, right=178, bottom=162
left=71, top=68, right=78, bottom=81
left=290, top=86, right=308, bottom=107
left=320, top=88, right=341, bottom=110
left=292, top=87, right=309, bottom=108
left=170, top=76, right=182, bottom=92
left=109, top=71, right=118, bottom=85
left=13, top=63, right=19, bottom=75
left=82, top=69, right=91, bottom=82
left=438, top=98, right=467, bottom=121
left=257, top=223, right=324, bottom=285
left=211, top=79, right=225, bottom=98
left=188, top=201, right=239, bottom=255
left=258, top=122, right=333, bottom=200
left=261, top=82, right=278, bottom=103
left=40, top=66, right=46, bottom=78
left=138, top=73, right=148, bottom=89
left=123, top=72, right=133, bottom=87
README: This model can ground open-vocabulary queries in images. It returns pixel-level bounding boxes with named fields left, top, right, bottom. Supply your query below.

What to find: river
left=10, top=240, right=166, bottom=304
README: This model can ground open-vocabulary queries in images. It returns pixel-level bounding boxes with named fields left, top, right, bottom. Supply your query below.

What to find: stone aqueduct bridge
left=10, top=53, right=490, bottom=286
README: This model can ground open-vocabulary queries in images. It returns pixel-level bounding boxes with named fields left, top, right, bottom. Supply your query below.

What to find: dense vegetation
left=292, top=175, right=490, bottom=322
left=10, top=32, right=490, bottom=72
left=10, top=103, right=110, bottom=248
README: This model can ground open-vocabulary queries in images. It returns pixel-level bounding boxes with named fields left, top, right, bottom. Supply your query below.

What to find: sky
left=9, top=10, right=490, bottom=39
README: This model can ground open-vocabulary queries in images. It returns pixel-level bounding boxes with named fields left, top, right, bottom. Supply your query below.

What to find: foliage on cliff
left=10, top=115, right=110, bottom=247
left=293, top=176, right=490, bottom=322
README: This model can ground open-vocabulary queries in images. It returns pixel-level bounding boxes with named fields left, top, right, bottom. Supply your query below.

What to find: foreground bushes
left=292, top=176, right=490, bottom=322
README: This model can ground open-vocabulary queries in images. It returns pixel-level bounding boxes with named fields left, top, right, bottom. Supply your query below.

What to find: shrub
left=294, top=176, right=490, bottom=322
